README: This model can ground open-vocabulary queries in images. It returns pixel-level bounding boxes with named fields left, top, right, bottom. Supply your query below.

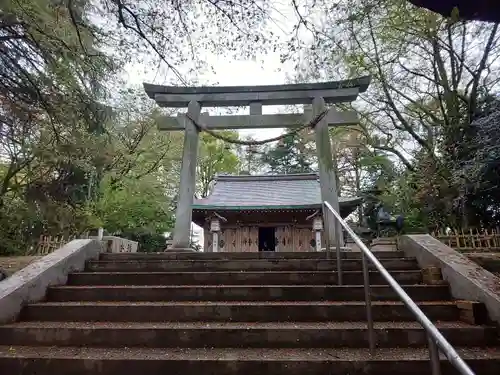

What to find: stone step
left=1, top=346, right=500, bottom=375
left=85, top=258, right=418, bottom=272
left=67, top=270, right=423, bottom=286
left=99, top=251, right=406, bottom=261
left=0, top=321, right=495, bottom=348
left=19, top=301, right=459, bottom=322
left=46, top=284, right=450, bottom=302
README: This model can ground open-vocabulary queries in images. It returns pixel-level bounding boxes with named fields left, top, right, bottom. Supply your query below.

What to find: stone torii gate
left=144, top=76, right=371, bottom=249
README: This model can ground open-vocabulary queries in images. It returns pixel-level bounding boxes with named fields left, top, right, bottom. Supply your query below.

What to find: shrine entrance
left=143, top=77, right=371, bottom=250
left=258, top=227, right=276, bottom=252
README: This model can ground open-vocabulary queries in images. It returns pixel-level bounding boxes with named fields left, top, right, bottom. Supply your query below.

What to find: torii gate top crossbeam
left=143, top=76, right=370, bottom=108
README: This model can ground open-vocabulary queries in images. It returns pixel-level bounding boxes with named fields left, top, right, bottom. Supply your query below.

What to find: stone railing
left=0, top=239, right=102, bottom=323
left=100, top=236, right=138, bottom=253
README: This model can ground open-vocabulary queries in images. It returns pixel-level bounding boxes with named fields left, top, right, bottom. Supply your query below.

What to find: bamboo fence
left=32, top=228, right=500, bottom=255
left=432, top=228, right=500, bottom=252
left=34, top=235, right=78, bottom=255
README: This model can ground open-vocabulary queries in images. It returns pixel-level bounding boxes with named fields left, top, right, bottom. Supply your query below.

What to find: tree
left=260, top=132, right=315, bottom=174
left=88, top=0, right=278, bottom=84
left=292, top=0, right=500, bottom=227
left=1, top=0, right=112, bottom=202
left=452, top=97, right=500, bottom=226
left=407, top=0, right=500, bottom=22
left=0, top=0, right=116, bottom=254
left=236, top=136, right=266, bottom=175
left=90, top=94, right=186, bottom=245
left=0, top=83, right=187, bottom=254
left=197, top=132, right=240, bottom=197
left=325, top=124, right=397, bottom=224
left=301, top=0, right=498, bottom=167
left=96, top=173, right=174, bottom=235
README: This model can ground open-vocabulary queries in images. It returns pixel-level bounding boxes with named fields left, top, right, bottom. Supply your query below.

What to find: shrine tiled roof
left=192, top=173, right=362, bottom=210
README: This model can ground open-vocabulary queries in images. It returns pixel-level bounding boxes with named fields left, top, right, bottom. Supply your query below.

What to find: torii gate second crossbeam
left=143, top=76, right=371, bottom=249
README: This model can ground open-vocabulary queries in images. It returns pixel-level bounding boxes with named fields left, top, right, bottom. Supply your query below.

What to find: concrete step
left=1, top=346, right=500, bottom=375
left=46, top=284, right=450, bottom=302
left=85, top=258, right=418, bottom=272
left=0, top=321, right=496, bottom=348
left=99, top=251, right=406, bottom=261
left=67, top=270, right=423, bottom=286
left=19, top=301, right=459, bottom=322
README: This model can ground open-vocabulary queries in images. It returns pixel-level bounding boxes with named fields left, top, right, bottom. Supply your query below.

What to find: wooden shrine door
left=292, top=228, right=315, bottom=252
left=275, top=226, right=293, bottom=252
left=240, top=226, right=258, bottom=252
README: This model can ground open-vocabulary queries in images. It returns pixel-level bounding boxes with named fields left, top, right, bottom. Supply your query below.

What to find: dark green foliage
left=0, top=0, right=113, bottom=254
left=260, top=134, right=315, bottom=174
left=407, top=0, right=500, bottom=22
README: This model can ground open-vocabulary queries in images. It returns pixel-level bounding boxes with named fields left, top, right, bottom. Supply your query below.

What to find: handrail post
left=323, top=204, right=331, bottom=261
left=361, top=251, right=375, bottom=354
left=334, top=219, right=343, bottom=286
left=428, top=334, right=442, bottom=375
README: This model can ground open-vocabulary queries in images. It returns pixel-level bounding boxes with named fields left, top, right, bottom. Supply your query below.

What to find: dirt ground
left=0, top=256, right=42, bottom=278
left=465, top=253, right=500, bottom=279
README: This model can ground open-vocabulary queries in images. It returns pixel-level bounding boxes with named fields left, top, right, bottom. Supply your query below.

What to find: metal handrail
left=322, top=201, right=474, bottom=375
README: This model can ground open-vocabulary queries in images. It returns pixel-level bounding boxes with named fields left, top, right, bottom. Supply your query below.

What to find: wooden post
left=313, top=97, right=344, bottom=246
left=212, top=232, right=219, bottom=253
left=172, top=100, right=201, bottom=248
left=313, top=217, right=323, bottom=252
left=210, top=218, right=220, bottom=253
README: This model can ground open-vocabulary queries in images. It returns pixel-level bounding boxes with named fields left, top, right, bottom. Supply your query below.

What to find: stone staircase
left=1, top=250, right=500, bottom=374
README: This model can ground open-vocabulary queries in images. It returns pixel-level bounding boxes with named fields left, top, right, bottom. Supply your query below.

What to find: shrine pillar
left=312, top=97, right=344, bottom=246
left=172, top=100, right=201, bottom=248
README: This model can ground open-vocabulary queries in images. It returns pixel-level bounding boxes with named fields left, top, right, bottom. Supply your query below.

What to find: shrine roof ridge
left=192, top=172, right=363, bottom=213
left=214, top=173, right=319, bottom=182
left=143, top=76, right=371, bottom=98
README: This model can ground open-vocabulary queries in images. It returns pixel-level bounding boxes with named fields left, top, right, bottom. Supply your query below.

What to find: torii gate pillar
left=313, top=97, right=344, bottom=246
left=172, top=100, right=201, bottom=248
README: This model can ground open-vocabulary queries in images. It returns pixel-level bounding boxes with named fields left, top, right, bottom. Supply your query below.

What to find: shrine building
left=192, top=173, right=362, bottom=252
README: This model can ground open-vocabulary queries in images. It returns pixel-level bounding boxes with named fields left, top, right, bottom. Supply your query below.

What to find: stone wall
left=400, top=234, right=500, bottom=325
left=0, top=239, right=102, bottom=323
